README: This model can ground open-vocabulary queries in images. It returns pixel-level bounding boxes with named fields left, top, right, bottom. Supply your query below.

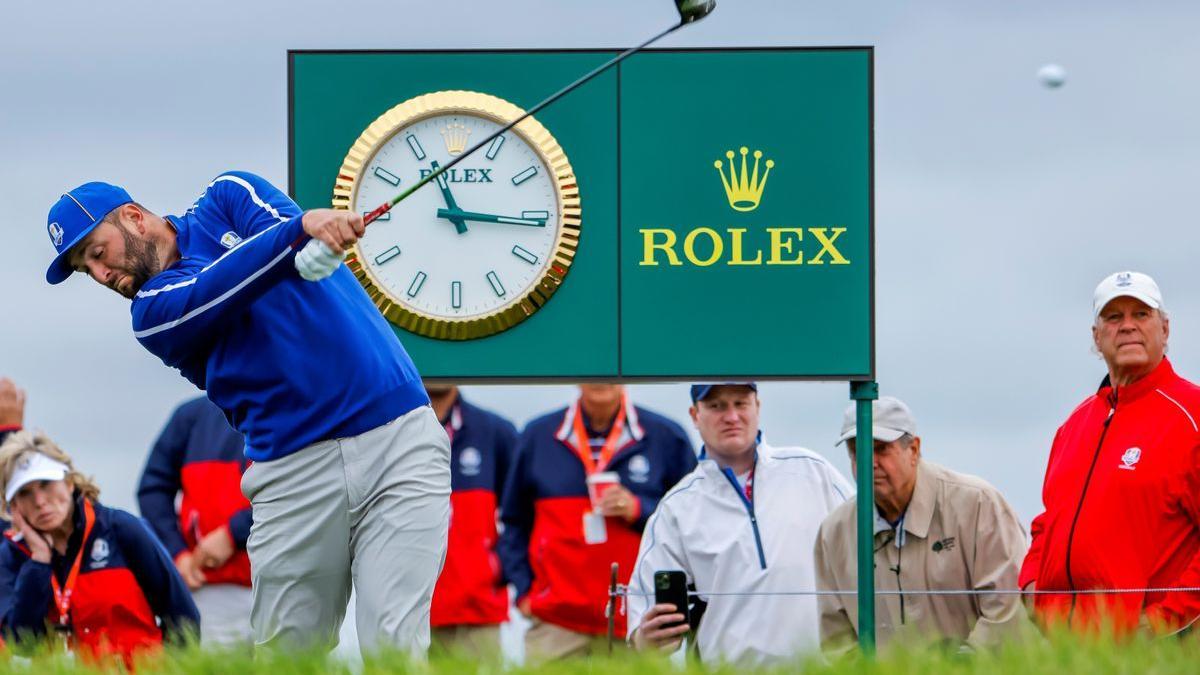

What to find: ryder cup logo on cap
left=1093, top=271, right=1163, bottom=319
left=5, top=452, right=71, bottom=503
left=44, top=181, right=134, bottom=285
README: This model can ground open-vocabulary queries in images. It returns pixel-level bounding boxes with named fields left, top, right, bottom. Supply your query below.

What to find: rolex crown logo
left=441, top=122, right=471, bottom=155
left=714, top=146, right=775, bottom=212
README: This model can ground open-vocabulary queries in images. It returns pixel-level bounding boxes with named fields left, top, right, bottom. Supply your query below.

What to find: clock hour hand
left=435, top=208, right=547, bottom=228
left=430, top=160, right=468, bottom=234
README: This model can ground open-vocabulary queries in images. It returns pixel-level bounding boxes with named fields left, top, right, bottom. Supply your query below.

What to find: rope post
left=850, top=381, right=879, bottom=655
left=607, top=562, right=619, bottom=655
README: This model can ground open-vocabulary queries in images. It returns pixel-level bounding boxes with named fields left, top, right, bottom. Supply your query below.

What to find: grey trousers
left=241, top=405, right=451, bottom=656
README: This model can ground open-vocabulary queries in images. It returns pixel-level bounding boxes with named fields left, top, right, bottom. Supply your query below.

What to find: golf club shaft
left=362, top=20, right=685, bottom=226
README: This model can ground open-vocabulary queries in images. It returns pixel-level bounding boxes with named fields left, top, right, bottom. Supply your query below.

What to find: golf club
left=296, top=0, right=715, bottom=274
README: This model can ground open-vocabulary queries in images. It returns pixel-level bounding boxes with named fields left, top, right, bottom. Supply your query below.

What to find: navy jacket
left=431, top=395, right=518, bottom=626
left=497, top=398, right=696, bottom=634
left=138, top=396, right=252, bottom=585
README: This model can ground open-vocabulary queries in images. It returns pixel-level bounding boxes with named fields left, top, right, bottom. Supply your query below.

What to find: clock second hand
left=436, top=208, right=546, bottom=228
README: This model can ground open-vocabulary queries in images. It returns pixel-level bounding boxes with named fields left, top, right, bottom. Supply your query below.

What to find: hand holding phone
left=633, top=570, right=691, bottom=652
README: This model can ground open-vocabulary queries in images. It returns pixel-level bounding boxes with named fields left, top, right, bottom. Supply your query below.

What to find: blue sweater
left=130, top=172, right=427, bottom=462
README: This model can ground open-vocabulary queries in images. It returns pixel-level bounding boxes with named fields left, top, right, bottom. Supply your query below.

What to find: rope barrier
left=615, top=586, right=1200, bottom=598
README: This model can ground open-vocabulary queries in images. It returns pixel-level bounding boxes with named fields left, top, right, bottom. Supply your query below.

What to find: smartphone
left=653, top=570, right=689, bottom=629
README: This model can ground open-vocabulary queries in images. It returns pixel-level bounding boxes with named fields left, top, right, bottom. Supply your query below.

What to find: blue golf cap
left=45, top=182, right=133, bottom=284
left=690, top=382, right=758, bottom=403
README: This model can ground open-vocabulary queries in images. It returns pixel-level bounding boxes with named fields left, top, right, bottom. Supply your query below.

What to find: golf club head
left=676, top=0, right=716, bottom=24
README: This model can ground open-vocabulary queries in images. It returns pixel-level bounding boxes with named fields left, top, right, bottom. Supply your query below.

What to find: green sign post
left=290, top=46, right=876, bottom=649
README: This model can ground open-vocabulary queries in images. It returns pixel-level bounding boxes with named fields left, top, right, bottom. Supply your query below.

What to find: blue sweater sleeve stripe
left=131, top=215, right=306, bottom=365
left=207, top=174, right=291, bottom=235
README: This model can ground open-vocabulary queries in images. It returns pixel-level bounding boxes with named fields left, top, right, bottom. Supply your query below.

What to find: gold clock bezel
left=332, top=90, right=582, bottom=341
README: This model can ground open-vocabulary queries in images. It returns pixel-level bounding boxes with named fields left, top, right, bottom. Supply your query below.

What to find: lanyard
left=743, top=466, right=756, bottom=502
left=50, top=499, right=96, bottom=630
left=569, top=398, right=627, bottom=475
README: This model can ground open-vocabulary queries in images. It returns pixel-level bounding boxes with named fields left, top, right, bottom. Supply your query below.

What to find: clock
left=332, top=90, right=581, bottom=340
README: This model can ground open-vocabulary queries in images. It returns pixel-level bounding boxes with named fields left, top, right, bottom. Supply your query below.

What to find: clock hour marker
left=364, top=211, right=390, bottom=221
left=512, top=245, right=539, bottom=265
left=521, top=210, right=550, bottom=220
left=451, top=281, right=462, bottom=309
left=405, top=134, right=426, bottom=160
left=511, top=166, right=538, bottom=185
left=373, top=167, right=401, bottom=186
left=486, top=271, right=506, bottom=297
left=406, top=271, right=427, bottom=298
left=374, top=246, right=401, bottom=266
left=485, top=136, right=505, bottom=160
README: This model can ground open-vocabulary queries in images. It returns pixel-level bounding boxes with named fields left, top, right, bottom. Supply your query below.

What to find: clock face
left=334, top=91, right=580, bottom=340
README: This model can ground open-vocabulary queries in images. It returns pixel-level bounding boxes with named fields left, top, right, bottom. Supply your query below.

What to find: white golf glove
left=295, top=239, right=346, bottom=281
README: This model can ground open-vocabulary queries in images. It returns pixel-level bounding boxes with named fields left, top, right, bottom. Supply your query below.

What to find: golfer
left=42, top=173, right=449, bottom=655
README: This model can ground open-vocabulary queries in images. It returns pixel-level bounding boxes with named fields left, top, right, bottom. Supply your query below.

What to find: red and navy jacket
left=137, top=397, right=251, bottom=586
left=0, top=495, right=200, bottom=664
left=1021, top=358, right=1200, bottom=634
left=430, top=395, right=518, bottom=627
left=498, top=398, right=696, bottom=636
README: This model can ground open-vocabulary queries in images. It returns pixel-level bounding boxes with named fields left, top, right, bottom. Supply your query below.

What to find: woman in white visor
left=0, top=431, right=198, bottom=666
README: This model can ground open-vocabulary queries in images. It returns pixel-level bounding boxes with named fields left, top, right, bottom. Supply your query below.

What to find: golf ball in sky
left=1038, top=64, right=1066, bottom=88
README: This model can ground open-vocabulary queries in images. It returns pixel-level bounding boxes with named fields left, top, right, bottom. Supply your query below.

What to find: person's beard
left=115, top=226, right=162, bottom=299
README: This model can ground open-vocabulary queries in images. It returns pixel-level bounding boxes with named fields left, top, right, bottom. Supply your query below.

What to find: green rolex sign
left=290, top=48, right=873, bottom=381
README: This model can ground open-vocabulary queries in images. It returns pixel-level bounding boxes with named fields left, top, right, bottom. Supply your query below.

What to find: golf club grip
left=363, top=202, right=391, bottom=226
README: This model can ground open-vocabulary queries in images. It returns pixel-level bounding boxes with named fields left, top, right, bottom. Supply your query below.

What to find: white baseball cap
left=1093, top=271, right=1163, bottom=320
left=837, top=396, right=918, bottom=446
left=5, top=452, right=70, bottom=503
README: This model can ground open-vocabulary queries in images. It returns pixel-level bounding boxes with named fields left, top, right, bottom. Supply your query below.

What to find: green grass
left=1, top=630, right=1197, bottom=674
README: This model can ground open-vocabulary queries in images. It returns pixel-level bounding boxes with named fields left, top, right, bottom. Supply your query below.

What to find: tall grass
left=1, top=629, right=1196, bottom=674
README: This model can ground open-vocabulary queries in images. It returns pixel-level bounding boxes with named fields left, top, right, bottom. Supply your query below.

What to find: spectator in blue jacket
left=499, top=384, right=696, bottom=662
left=138, top=396, right=252, bottom=646
left=0, top=431, right=199, bottom=666
left=43, top=174, right=447, bottom=655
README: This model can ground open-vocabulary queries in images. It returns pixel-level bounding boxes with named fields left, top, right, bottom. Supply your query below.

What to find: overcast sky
left=3, top=0, right=1199, bottom=531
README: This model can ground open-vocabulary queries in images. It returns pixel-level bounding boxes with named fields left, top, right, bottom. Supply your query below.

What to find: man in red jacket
left=1021, top=271, right=1200, bottom=635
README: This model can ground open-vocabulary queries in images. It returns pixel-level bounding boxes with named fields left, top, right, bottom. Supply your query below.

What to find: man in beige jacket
left=814, top=396, right=1031, bottom=655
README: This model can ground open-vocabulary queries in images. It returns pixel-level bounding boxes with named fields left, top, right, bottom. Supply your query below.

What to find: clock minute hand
left=430, top=161, right=469, bottom=234
left=436, top=208, right=547, bottom=227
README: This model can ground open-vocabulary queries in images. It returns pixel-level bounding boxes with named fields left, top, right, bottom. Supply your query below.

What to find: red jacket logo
left=1119, top=447, right=1141, bottom=470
